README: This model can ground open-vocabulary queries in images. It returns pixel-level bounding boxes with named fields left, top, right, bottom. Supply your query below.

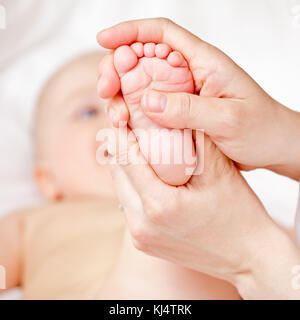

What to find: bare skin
left=1, top=46, right=297, bottom=300
left=98, top=229, right=240, bottom=300
left=96, top=18, right=300, bottom=299
left=97, top=18, right=300, bottom=181
left=111, top=43, right=196, bottom=185
left=21, top=200, right=124, bottom=299
left=99, top=44, right=240, bottom=299
left=1, top=53, right=126, bottom=299
left=0, top=51, right=239, bottom=299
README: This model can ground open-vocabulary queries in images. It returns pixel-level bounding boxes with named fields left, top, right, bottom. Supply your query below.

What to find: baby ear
left=34, top=165, right=63, bottom=202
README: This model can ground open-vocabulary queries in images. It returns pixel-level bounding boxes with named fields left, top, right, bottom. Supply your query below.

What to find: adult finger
left=97, top=18, right=210, bottom=66
left=141, top=89, right=242, bottom=137
left=107, top=111, right=165, bottom=202
left=106, top=94, right=130, bottom=127
left=97, top=51, right=120, bottom=98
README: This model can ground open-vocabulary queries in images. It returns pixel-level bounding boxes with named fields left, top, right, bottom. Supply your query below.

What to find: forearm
left=216, top=172, right=300, bottom=299
left=268, top=103, right=300, bottom=181
left=234, top=222, right=300, bottom=299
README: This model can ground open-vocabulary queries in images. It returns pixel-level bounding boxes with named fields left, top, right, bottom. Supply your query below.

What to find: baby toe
left=167, top=51, right=187, bottom=67
left=155, top=43, right=171, bottom=59
left=131, top=42, right=144, bottom=58
left=144, top=43, right=156, bottom=57
left=114, top=45, right=138, bottom=76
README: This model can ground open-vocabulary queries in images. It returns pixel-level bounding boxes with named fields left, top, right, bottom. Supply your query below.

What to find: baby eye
left=78, top=106, right=99, bottom=120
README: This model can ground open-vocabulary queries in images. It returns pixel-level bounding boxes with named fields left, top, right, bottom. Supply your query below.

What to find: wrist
left=267, top=102, right=300, bottom=180
left=233, top=221, right=300, bottom=299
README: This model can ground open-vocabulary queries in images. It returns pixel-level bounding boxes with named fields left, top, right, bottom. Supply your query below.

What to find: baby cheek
left=68, top=131, right=96, bottom=167
left=53, top=131, right=94, bottom=186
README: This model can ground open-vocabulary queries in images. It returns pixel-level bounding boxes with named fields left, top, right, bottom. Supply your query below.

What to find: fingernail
left=142, top=91, right=167, bottom=112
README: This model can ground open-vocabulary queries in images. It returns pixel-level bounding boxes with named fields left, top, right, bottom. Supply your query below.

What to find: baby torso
left=21, top=199, right=124, bottom=299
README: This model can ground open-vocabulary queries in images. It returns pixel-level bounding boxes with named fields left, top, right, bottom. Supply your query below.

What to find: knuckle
left=144, top=192, right=178, bottom=225
left=173, top=93, right=193, bottom=125
left=144, top=199, right=164, bottom=224
left=132, top=238, right=147, bottom=252
left=130, top=223, right=154, bottom=253
left=158, top=17, right=173, bottom=26
left=183, top=94, right=195, bottom=127
left=157, top=18, right=174, bottom=43
left=130, top=223, right=148, bottom=243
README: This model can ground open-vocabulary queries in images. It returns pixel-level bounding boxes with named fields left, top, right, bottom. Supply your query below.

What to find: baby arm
left=0, top=210, right=29, bottom=292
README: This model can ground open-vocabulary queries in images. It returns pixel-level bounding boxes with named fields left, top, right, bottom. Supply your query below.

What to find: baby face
left=34, top=52, right=115, bottom=201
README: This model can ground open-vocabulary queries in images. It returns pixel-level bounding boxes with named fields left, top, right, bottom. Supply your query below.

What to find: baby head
left=33, top=51, right=114, bottom=201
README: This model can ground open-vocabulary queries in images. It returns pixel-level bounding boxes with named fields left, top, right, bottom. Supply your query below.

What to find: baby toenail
left=142, top=91, right=167, bottom=113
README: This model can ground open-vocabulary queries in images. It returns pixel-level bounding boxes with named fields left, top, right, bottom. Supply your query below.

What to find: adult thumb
left=141, top=89, right=240, bottom=136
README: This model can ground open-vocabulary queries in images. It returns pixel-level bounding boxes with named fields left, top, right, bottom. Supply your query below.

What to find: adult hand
left=105, top=95, right=300, bottom=299
left=97, top=18, right=300, bottom=180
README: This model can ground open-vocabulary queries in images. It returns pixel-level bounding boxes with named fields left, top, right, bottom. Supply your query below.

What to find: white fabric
left=1, top=0, right=300, bottom=299
left=0, top=288, right=22, bottom=300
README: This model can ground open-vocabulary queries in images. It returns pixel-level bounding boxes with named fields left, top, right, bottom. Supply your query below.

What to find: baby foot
left=113, top=42, right=196, bottom=185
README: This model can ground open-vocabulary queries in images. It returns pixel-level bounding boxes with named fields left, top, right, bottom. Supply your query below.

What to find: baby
left=0, top=50, right=239, bottom=299
left=0, top=52, right=125, bottom=299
